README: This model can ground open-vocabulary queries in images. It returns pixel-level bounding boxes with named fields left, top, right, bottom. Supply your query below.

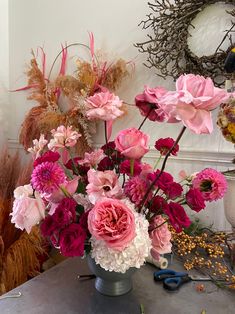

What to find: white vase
left=223, top=174, right=235, bottom=231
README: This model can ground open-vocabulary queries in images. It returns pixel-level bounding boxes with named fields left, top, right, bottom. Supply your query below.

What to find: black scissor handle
left=163, top=276, right=191, bottom=291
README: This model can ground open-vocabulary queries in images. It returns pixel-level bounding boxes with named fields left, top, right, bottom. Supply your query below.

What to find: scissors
left=154, top=269, right=211, bottom=291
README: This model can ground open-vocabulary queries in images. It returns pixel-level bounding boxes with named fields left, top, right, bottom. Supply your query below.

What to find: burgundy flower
left=164, top=202, right=191, bottom=232
left=186, top=188, right=206, bottom=212
left=65, top=158, right=90, bottom=175
left=148, top=196, right=168, bottom=214
left=101, top=141, right=122, bottom=163
left=33, top=151, right=60, bottom=168
left=53, top=198, right=77, bottom=227
left=97, top=156, right=114, bottom=171
left=119, top=160, right=142, bottom=176
left=155, top=137, right=179, bottom=156
left=101, top=141, right=116, bottom=153
left=79, top=209, right=91, bottom=233
left=59, top=223, right=87, bottom=257
left=165, top=182, right=183, bottom=200
left=148, top=170, right=174, bottom=191
left=40, top=215, right=57, bottom=237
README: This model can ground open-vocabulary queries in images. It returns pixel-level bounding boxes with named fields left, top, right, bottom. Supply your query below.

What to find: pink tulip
left=115, top=128, right=149, bottom=159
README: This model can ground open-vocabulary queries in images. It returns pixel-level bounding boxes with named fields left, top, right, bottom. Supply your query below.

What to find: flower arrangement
left=11, top=73, right=229, bottom=273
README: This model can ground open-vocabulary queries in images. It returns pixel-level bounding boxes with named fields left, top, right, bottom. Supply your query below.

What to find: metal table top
left=0, top=257, right=234, bottom=314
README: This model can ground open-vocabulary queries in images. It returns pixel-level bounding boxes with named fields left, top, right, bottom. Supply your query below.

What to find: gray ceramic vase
left=87, top=256, right=136, bottom=296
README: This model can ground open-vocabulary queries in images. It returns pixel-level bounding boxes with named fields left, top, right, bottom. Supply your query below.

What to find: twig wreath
left=135, top=0, right=235, bottom=86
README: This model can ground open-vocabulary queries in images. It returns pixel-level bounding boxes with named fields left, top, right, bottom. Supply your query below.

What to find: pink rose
left=59, top=223, right=87, bottom=257
left=158, top=74, right=228, bottom=134
left=149, top=215, right=172, bottom=260
left=11, top=185, right=45, bottom=233
left=186, top=188, right=205, bottom=212
left=86, top=169, right=122, bottom=204
left=115, top=128, right=149, bottom=159
left=48, top=125, right=81, bottom=149
left=88, top=198, right=136, bottom=250
left=135, top=86, right=167, bottom=121
left=85, top=91, right=124, bottom=121
left=164, top=202, right=191, bottom=233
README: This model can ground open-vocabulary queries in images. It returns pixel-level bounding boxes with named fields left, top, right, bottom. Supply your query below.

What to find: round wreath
left=136, top=0, right=235, bottom=86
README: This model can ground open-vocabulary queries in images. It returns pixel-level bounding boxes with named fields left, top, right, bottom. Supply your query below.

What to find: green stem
left=153, top=154, right=162, bottom=170
left=130, top=159, right=134, bottom=176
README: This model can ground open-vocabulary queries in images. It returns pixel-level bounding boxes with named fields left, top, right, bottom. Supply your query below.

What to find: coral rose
left=115, top=128, right=149, bottom=159
left=88, top=198, right=136, bottom=251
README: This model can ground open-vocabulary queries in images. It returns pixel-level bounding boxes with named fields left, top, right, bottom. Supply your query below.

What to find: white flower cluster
left=90, top=211, right=152, bottom=273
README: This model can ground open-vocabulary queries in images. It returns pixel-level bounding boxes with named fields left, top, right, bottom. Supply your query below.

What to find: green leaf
left=76, top=204, right=85, bottom=215
left=76, top=180, right=86, bottom=194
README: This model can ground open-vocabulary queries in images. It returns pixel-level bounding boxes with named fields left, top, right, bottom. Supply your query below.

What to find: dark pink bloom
left=124, top=176, right=152, bottom=207
left=31, top=161, right=67, bottom=194
left=192, top=168, right=227, bottom=202
left=148, top=195, right=168, bottom=214
left=88, top=198, right=136, bottom=251
left=101, top=141, right=115, bottom=153
left=148, top=170, right=174, bottom=192
left=59, top=223, right=87, bottom=257
left=120, top=160, right=142, bottom=176
left=135, top=86, right=167, bottom=121
left=53, top=198, right=77, bottom=226
left=186, top=188, right=205, bottom=212
left=33, top=151, right=60, bottom=168
left=164, top=201, right=191, bottom=232
left=97, top=156, right=114, bottom=171
left=165, top=182, right=183, bottom=200
left=40, top=215, right=57, bottom=237
left=155, top=137, right=179, bottom=156
left=79, top=209, right=91, bottom=233
left=65, top=158, right=89, bottom=175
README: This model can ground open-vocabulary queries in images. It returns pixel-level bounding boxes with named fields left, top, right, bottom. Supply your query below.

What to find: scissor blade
left=189, top=275, right=211, bottom=281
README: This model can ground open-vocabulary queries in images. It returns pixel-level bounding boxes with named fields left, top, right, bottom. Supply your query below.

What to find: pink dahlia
left=31, top=161, right=67, bottom=194
left=124, top=176, right=152, bottom=207
left=192, top=168, right=227, bottom=202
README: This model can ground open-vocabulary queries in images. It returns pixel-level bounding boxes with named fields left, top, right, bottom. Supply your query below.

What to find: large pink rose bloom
left=135, top=86, right=167, bottom=121
left=85, top=91, right=124, bottom=121
left=115, top=128, right=149, bottom=159
left=149, top=215, right=172, bottom=260
left=88, top=198, right=136, bottom=251
left=158, top=74, right=228, bottom=134
left=11, top=184, right=45, bottom=233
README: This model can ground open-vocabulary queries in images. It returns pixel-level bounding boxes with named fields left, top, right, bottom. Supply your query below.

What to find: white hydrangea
left=90, top=211, right=152, bottom=273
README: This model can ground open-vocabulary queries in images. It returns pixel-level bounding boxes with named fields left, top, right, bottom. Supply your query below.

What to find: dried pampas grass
left=103, top=59, right=130, bottom=91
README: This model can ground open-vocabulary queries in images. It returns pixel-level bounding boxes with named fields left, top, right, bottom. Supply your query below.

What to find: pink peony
left=59, top=223, right=87, bottom=257
left=85, top=91, right=124, bottom=121
left=31, top=161, right=67, bottom=194
left=186, top=188, right=206, bottom=212
left=135, top=86, right=168, bottom=121
left=158, top=74, right=228, bottom=134
left=48, top=125, right=81, bottom=149
left=124, top=176, right=152, bottom=207
left=88, top=198, right=136, bottom=251
left=155, top=137, right=179, bottom=156
left=192, top=168, right=227, bottom=202
left=119, top=159, right=142, bottom=176
left=164, top=201, right=191, bottom=232
left=11, top=185, right=45, bottom=233
left=86, top=169, right=122, bottom=204
left=33, top=151, right=60, bottom=168
left=115, top=128, right=149, bottom=159
left=149, top=215, right=172, bottom=260
left=79, top=149, right=105, bottom=168
left=28, top=134, right=48, bottom=159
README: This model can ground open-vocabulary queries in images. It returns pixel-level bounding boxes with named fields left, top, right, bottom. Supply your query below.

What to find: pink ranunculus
left=115, top=128, right=149, bottom=159
left=164, top=201, right=191, bottom=233
left=135, top=86, right=168, bottom=121
left=149, top=215, right=172, bottom=260
left=186, top=188, right=206, bottom=212
left=79, top=149, right=105, bottom=168
left=158, top=74, right=228, bottom=134
left=48, top=125, right=81, bottom=149
left=85, top=91, right=124, bottom=121
left=28, top=134, right=48, bottom=159
left=11, top=185, right=45, bottom=233
left=192, top=168, right=227, bottom=202
left=155, top=137, right=179, bottom=156
left=59, top=223, right=87, bottom=257
left=88, top=198, right=136, bottom=251
left=86, top=169, right=122, bottom=204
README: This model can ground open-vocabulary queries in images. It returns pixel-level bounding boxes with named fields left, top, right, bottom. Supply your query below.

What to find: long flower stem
left=104, top=121, right=108, bottom=145
left=139, top=126, right=187, bottom=213
left=153, top=154, right=162, bottom=170
left=138, top=107, right=153, bottom=130
left=148, top=219, right=168, bottom=232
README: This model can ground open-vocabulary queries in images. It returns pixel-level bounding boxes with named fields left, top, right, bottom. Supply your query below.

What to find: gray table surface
left=0, top=257, right=234, bottom=314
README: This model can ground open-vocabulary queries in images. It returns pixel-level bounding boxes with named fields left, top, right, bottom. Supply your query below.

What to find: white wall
left=3, top=0, right=235, bottom=229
